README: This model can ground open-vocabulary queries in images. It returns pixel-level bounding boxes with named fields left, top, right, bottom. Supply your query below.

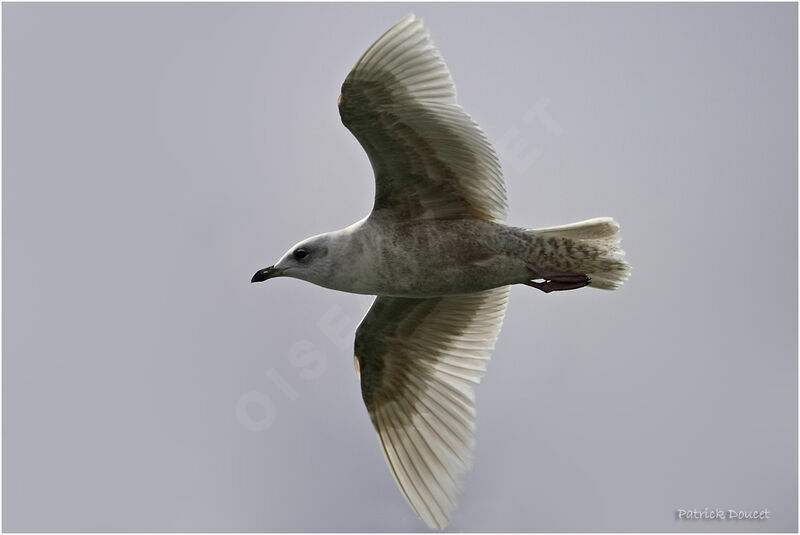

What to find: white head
left=251, top=233, right=337, bottom=287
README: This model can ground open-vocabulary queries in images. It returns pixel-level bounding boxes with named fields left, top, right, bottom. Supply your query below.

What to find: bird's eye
left=293, top=248, right=308, bottom=260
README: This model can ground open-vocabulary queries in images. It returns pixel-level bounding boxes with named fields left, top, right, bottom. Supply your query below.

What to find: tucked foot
left=525, top=278, right=591, bottom=293
left=525, top=263, right=591, bottom=293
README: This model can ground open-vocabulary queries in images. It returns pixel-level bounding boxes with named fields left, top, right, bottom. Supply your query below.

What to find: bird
left=251, top=14, right=630, bottom=530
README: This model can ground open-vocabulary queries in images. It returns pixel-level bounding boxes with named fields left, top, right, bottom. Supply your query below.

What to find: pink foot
left=525, top=263, right=591, bottom=293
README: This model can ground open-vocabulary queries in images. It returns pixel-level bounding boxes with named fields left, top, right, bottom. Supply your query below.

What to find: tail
left=526, top=217, right=630, bottom=290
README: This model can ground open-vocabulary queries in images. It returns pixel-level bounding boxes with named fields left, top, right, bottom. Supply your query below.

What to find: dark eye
left=293, top=248, right=308, bottom=260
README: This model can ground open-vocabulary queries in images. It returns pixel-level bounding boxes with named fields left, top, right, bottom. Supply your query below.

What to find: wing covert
left=339, top=14, right=507, bottom=222
left=354, top=287, right=510, bottom=529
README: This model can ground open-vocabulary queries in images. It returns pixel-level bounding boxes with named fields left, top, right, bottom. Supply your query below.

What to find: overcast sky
left=4, top=2, right=797, bottom=532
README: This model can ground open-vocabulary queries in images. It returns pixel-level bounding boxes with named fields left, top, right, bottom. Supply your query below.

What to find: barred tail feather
left=528, top=217, right=630, bottom=290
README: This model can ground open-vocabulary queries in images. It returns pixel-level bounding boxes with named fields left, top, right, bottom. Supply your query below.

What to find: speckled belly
left=342, top=218, right=532, bottom=297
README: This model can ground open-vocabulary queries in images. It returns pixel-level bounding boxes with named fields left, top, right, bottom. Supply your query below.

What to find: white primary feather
left=252, top=10, right=631, bottom=532
left=339, top=14, right=507, bottom=222
left=354, top=287, right=510, bottom=529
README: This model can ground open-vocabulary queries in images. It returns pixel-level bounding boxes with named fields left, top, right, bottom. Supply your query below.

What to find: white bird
left=252, top=14, right=630, bottom=529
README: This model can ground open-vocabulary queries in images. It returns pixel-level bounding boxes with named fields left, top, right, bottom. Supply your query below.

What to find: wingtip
left=400, top=13, right=424, bottom=32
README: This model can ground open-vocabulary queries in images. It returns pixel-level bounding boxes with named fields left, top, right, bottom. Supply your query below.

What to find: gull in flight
left=252, top=14, right=630, bottom=529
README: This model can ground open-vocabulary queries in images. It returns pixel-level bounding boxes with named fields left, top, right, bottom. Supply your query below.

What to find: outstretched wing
left=339, top=14, right=507, bottom=222
left=354, top=287, right=510, bottom=529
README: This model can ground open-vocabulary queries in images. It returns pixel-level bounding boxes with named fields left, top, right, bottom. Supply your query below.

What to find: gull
left=251, top=14, right=630, bottom=530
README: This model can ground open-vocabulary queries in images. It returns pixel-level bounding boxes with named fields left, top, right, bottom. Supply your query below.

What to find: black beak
left=251, top=266, right=281, bottom=283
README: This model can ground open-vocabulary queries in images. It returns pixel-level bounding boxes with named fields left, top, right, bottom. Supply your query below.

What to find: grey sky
left=3, top=2, right=797, bottom=532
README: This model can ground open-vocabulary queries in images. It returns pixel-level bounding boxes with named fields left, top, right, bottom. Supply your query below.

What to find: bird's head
left=251, top=234, right=332, bottom=286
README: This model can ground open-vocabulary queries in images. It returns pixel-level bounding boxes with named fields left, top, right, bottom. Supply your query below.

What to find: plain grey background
left=3, top=2, right=797, bottom=532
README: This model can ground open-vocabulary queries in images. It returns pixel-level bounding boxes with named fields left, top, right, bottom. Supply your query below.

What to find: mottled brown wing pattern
left=338, top=14, right=507, bottom=222
left=353, top=287, right=510, bottom=529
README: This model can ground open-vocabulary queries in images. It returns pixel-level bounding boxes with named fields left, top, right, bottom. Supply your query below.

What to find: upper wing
left=339, top=14, right=507, bottom=222
left=354, top=287, right=510, bottom=529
